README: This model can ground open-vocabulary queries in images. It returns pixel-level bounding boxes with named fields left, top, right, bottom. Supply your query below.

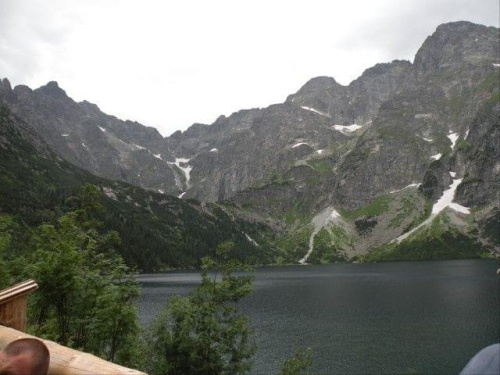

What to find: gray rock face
left=0, top=79, right=181, bottom=195
left=184, top=104, right=350, bottom=201
left=413, top=21, right=499, bottom=76
left=286, top=60, right=412, bottom=125
left=333, top=21, right=499, bottom=209
left=455, top=98, right=500, bottom=207
left=0, top=21, right=497, bottom=221
left=166, top=22, right=497, bottom=207
left=168, top=59, right=412, bottom=202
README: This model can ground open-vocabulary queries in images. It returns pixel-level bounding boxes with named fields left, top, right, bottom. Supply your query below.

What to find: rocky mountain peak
left=299, top=76, right=341, bottom=90
left=413, top=21, right=500, bottom=75
left=0, top=78, right=12, bottom=93
left=169, top=130, right=183, bottom=138
left=80, top=100, right=101, bottom=113
left=183, top=123, right=209, bottom=137
left=0, top=78, right=15, bottom=102
left=35, top=81, right=69, bottom=99
left=11, top=85, right=34, bottom=102
left=285, top=76, right=342, bottom=104
left=356, top=60, right=412, bottom=79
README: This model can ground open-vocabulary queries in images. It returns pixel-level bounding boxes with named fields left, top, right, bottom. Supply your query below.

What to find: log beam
left=0, top=325, right=146, bottom=375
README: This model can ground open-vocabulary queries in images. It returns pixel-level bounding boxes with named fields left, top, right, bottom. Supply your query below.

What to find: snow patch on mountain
left=333, top=124, right=362, bottom=134
left=415, top=114, right=433, bottom=119
left=447, top=132, right=458, bottom=149
left=393, top=177, right=469, bottom=243
left=132, top=143, right=146, bottom=150
left=300, top=106, right=329, bottom=117
left=431, top=178, right=468, bottom=214
left=299, top=207, right=341, bottom=265
left=169, top=158, right=192, bottom=187
left=431, top=153, right=442, bottom=161
left=390, top=183, right=421, bottom=194
left=244, top=233, right=260, bottom=247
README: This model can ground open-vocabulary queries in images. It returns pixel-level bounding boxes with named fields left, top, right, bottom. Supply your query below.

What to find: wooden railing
left=0, top=280, right=146, bottom=375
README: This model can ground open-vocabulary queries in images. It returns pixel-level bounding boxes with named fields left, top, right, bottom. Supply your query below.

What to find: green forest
left=0, top=185, right=311, bottom=374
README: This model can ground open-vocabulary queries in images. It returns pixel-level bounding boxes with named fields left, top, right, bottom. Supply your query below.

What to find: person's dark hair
left=0, top=338, right=50, bottom=375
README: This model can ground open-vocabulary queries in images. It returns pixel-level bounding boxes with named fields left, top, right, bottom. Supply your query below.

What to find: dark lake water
left=136, top=260, right=499, bottom=374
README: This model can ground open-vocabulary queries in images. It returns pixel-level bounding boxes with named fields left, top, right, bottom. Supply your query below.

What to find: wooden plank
left=0, top=280, right=38, bottom=331
left=0, top=296, right=28, bottom=332
left=0, top=325, right=147, bottom=375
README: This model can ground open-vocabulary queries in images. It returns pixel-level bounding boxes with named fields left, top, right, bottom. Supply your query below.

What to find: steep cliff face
left=184, top=104, right=353, bottom=201
left=335, top=21, right=499, bottom=210
left=161, top=59, right=413, bottom=202
left=286, top=60, right=412, bottom=125
left=413, top=21, right=499, bottom=76
left=0, top=21, right=498, bottom=263
left=0, top=80, right=182, bottom=196
left=455, top=93, right=500, bottom=208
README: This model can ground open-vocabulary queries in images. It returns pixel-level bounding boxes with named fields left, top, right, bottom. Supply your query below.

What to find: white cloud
left=0, top=0, right=498, bottom=136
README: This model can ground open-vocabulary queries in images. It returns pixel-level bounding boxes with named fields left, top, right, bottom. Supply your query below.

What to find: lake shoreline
left=136, top=257, right=500, bottom=276
left=136, top=259, right=500, bottom=374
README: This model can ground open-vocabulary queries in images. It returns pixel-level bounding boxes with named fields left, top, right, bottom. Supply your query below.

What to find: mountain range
left=0, top=21, right=498, bottom=269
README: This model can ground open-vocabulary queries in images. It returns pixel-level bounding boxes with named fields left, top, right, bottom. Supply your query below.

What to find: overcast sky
left=0, top=0, right=498, bottom=136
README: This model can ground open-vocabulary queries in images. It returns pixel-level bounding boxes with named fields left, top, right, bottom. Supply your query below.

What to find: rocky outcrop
left=286, top=60, right=412, bottom=125
left=413, top=21, right=499, bottom=76
left=455, top=94, right=500, bottom=207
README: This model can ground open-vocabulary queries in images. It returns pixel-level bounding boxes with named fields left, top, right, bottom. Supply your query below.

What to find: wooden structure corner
left=0, top=279, right=38, bottom=331
left=0, top=280, right=147, bottom=374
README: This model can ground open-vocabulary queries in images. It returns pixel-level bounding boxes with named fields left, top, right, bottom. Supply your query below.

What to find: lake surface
left=136, top=260, right=499, bottom=374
